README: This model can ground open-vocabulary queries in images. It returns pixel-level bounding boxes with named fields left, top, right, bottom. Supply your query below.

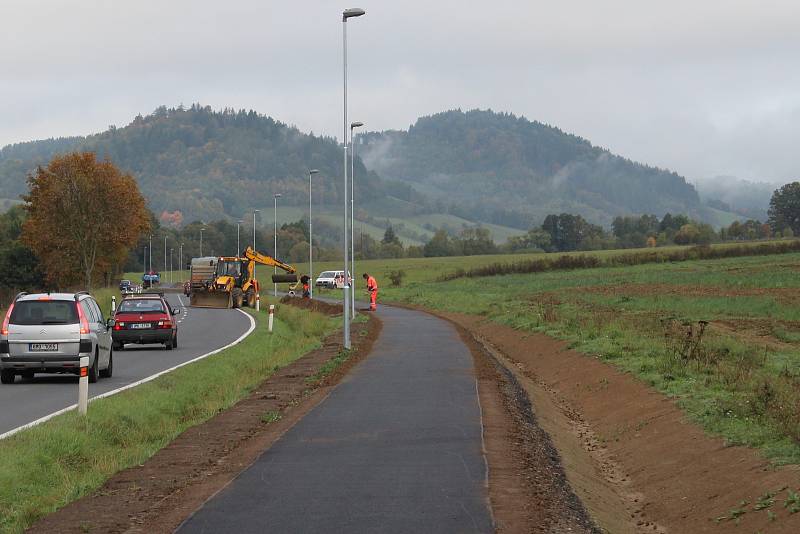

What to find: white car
left=315, top=271, right=351, bottom=289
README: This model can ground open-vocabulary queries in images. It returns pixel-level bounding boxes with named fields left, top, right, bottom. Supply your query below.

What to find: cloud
left=0, top=0, right=798, bottom=184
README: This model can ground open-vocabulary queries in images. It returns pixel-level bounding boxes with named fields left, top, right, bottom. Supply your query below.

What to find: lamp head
left=343, top=8, right=365, bottom=20
left=309, top=169, right=319, bottom=175
left=351, top=121, right=364, bottom=128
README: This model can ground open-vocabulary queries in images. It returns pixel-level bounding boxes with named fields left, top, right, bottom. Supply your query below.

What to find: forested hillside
left=0, top=106, right=738, bottom=231
left=0, top=105, right=382, bottom=223
left=359, top=109, right=709, bottom=227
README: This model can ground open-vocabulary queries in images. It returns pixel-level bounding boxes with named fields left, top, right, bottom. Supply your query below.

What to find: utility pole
left=308, top=170, right=319, bottom=298
left=273, top=193, right=282, bottom=297
left=350, top=121, right=363, bottom=316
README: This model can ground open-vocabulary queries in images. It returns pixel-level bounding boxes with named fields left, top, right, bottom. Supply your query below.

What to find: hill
left=359, top=109, right=720, bottom=227
left=0, top=105, right=384, bottom=224
left=0, top=106, right=740, bottom=237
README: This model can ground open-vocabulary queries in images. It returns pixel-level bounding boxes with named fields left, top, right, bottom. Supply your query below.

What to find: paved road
left=0, top=294, right=252, bottom=436
left=179, top=305, right=494, bottom=533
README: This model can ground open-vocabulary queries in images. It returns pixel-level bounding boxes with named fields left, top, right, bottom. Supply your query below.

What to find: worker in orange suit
left=363, top=272, right=378, bottom=311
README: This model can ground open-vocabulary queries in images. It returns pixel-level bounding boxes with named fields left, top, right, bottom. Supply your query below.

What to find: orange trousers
left=369, top=289, right=377, bottom=310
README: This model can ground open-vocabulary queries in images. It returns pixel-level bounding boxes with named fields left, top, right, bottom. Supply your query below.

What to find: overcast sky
left=1, top=0, right=798, bottom=185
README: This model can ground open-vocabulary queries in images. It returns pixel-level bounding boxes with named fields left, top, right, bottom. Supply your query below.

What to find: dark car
left=112, top=294, right=179, bottom=350
left=119, top=279, right=133, bottom=292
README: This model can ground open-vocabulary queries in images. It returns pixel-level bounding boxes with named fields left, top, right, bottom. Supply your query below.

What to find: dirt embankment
left=280, top=295, right=343, bottom=315
left=448, top=312, right=800, bottom=534
left=29, top=305, right=381, bottom=534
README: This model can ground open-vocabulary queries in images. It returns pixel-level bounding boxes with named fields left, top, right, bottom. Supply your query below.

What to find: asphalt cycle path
left=179, top=305, right=494, bottom=533
left=0, top=294, right=253, bottom=437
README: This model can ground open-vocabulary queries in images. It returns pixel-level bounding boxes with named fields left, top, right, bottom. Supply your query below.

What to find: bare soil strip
left=29, top=305, right=380, bottom=534
left=446, top=312, right=800, bottom=534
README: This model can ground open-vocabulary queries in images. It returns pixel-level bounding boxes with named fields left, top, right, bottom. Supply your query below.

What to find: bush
left=441, top=240, right=800, bottom=280
left=386, top=269, right=406, bottom=287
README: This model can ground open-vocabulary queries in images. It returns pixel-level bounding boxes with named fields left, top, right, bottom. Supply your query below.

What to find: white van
left=315, top=271, right=351, bottom=289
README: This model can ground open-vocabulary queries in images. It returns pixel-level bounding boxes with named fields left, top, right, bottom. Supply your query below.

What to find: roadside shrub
left=441, top=240, right=800, bottom=281
left=386, top=269, right=406, bottom=287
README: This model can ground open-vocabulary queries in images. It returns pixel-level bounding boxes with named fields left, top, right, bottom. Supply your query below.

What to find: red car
left=112, top=293, right=180, bottom=350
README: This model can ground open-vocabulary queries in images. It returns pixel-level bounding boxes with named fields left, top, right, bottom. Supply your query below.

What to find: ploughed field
left=318, top=245, right=800, bottom=464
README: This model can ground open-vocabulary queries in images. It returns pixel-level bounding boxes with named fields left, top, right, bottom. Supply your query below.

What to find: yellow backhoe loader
left=189, top=247, right=298, bottom=308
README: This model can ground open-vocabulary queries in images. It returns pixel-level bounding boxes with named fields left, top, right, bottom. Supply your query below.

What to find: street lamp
left=253, top=209, right=260, bottom=282
left=164, top=235, right=167, bottom=280
left=199, top=227, right=205, bottom=257
left=341, top=6, right=365, bottom=349
left=350, top=120, right=364, bottom=317
left=237, top=219, right=243, bottom=256
left=170, top=248, right=174, bottom=284
left=148, top=234, right=152, bottom=273
left=273, top=193, right=282, bottom=297
left=308, top=169, right=319, bottom=299
left=179, top=243, right=183, bottom=282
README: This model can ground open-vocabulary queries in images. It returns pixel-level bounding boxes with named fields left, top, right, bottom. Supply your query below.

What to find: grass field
left=308, top=242, right=800, bottom=464
left=0, top=301, right=336, bottom=533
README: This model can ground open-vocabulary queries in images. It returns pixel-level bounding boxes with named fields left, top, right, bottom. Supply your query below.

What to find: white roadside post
left=111, top=295, right=116, bottom=313
left=78, top=356, right=89, bottom=415
left=256, top=292, right=261, bottom=312
left=268, top=304, right=275, bottom=333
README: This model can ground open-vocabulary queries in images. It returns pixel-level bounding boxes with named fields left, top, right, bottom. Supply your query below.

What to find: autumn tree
left=22, top=152, right=150, bottom=288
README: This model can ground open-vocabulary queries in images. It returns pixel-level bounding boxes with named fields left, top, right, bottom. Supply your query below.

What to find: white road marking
left=0, top=308, right=256, bottom=441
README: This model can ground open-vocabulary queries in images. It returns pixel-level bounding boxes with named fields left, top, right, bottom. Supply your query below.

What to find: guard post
left=268, top=304, right=275, bottom=333
left=78, top=356, right=89, bottom=415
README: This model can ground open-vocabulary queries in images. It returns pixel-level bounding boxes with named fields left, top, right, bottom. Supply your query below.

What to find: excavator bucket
left=190, top=290, right=232, bottom=308
left=272, top=274, right=298, bottom=284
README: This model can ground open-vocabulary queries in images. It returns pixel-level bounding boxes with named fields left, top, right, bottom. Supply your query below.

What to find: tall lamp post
left=237, top=219, right=243, bottom=255
left=342, top=6, right=365, bottom=349
left=170, top=248, right=174, bottom=284
left=273, top=193, right=282, bottom=297
left=253, top=209, right=260, bottom=282
left=179, top=243, right=183, bottom=282
left=148, top=234, right=152, bottom=273
left=308, top=169, right=319, bottom=298
left=350, top=120, right=363, bottom=316
left=164, top=235, right=167, bottom=279
left=199, top=228, right=205, bottom=257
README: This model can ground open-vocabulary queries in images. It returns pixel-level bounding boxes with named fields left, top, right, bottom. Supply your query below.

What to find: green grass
left=369, top=248, right=800, bottom=464
left=0, top=301, right=336, bottom=533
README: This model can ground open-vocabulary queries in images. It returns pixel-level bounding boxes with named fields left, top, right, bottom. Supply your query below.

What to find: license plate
left=131, top=323, right=150, bottom=329
left=29, top=343, right=58, bottom=352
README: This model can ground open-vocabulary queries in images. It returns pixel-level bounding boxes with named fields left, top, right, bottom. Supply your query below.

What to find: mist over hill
left=0, top=106, right=743, bottom=232
left=359, top=109, right=712, bottom=228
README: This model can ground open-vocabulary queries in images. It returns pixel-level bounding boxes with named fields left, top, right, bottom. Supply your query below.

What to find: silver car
left=0, top=291, right=114, bottom=384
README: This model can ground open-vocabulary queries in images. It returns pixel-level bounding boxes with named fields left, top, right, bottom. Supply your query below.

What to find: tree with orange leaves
left=22, top=152, right=150, bottom=288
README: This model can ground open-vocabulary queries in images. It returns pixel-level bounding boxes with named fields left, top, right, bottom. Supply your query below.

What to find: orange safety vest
left=366, top=275, right=378, bottom=292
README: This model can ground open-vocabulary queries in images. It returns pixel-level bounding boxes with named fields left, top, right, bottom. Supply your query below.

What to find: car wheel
left=22, top=370, right=35, bottom=381
left=1, top=369, right=15, bottom=384
left=100, top=349, right=113, bottom=378
left=172, top=333, right=178, bottom=349
left=166, top=337, right=173, bottom=350
left=88, top=352, right=99, bottom=383
left=112, top=341, right=122, bottom=351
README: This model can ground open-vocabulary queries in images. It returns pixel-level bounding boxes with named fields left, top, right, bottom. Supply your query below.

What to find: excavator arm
left=242, top=246, right=298, bottom=283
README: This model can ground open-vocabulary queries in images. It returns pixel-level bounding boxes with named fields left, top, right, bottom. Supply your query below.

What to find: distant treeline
left=440, top=240, right=800, bottom=281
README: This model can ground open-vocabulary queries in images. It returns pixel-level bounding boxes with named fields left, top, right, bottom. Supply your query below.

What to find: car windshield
left=118, top=299, right=166, bottom=314
left=319, top=271, right=336, bottom=278
left=9, top=300, right=79, bottom=325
